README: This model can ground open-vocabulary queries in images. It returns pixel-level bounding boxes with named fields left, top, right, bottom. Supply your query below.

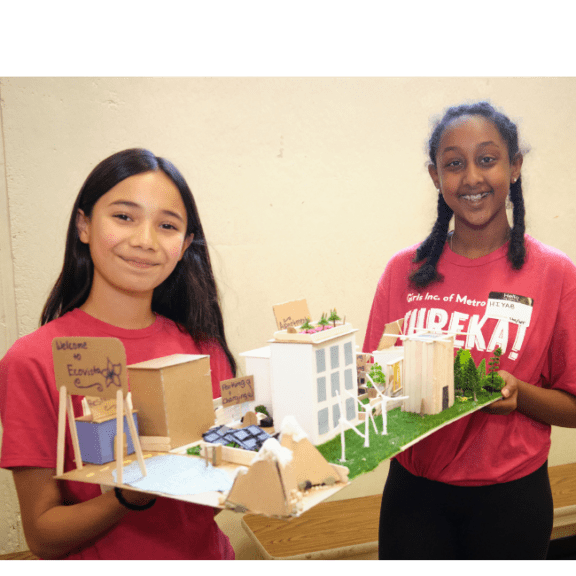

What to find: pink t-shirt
left=0, top=308, right=235, bottom=559
left=363, top=235, right=576, bottom=486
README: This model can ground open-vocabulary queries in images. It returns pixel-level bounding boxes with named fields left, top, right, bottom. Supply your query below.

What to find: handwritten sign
left=52, top=337, right=128, bottom=398
left=220, top=375, right=255, bottom=408
left=85, top=397, right=118, bottom=421
left=273, top=299, right=311, bottom=331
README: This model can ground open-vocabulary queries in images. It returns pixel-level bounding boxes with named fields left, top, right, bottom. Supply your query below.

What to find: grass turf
left=316, top=391, right=502, bottom=480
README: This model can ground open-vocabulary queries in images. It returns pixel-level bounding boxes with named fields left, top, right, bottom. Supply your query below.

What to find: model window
left=344, top=341, right=354, bottom=366
left=316, top=348, right=326, bottom=373
left=344, top=368, right=354, bottom=390
left=318, top=407, right=329, bottom=435
left=330, top=345, right=339, bottom=369
left=317, top=376, right=327, bottom=403
left=332, top=403, right=341, bottom=428
left=331, top=372, right=340, bottom=397
left=346, top=397, right=356, bottom=420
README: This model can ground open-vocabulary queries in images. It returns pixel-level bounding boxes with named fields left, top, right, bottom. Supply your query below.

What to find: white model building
left=241, top=326, right=360, bottom=445
left=239, top=346, right=272, bottom=409
left=240, top=318, right=456, bottom=441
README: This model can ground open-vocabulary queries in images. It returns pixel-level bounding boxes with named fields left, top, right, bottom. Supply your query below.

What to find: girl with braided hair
left=411, top=101, right=526, bottom=288
left=363, top=102, right=576, bottom=559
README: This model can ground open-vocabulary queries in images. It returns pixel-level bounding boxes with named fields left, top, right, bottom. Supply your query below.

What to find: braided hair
left=409, top=101, right=526, bottom=289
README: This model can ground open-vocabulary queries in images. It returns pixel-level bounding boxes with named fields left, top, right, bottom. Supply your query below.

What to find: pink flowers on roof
left=298, top=309, right=342, bottom=333
left=301, top=325, right=334, bottom=334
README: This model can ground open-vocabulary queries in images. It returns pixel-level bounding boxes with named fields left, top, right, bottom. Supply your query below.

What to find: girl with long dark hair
left=0, top=149, right=236, bottom=559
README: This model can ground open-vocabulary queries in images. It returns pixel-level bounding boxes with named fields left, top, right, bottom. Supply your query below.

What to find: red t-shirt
left=0, top=308, right=235, bottom=559
left=363, top=235, right=576, bottom=486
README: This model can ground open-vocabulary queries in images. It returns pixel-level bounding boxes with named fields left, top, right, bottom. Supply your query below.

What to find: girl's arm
left=12, top=467, right=155, bottom=559
left=483, top=370, right=576, bottom=427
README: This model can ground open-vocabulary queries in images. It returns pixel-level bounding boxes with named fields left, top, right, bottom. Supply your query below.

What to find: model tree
left=328, top=309, right=341, bottom=327
left=317, top=313, right=330, bottom=327
left=453, top=350, right=464, bottom=395
left=455, top=349, right=474, bottom=394
left=489, top=347, right=502, bottom=374
left=464, top=357, right=482, bottom=401
left=300, top=317, right=314, bottom=331
left=482, top=347, right=505, bottom=392
left=368, top=362, right=386, bottom=388
left=477, top=358, right=487, bottom=380
left=466, top=358, right=482, bottom=402
left=453, top=348, right=505, bottom=400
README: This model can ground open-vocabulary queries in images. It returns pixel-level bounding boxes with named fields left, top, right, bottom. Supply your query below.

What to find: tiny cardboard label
left=52, top=337, right=128, bottom=398
left=220, top=375, right=255, bottom=408
left=273, top=299, right=311, bottom=330
left=377, top=318, right=405, bottom=350
left=485, top=292, right=534, bottom=327
left=85, top=397, right=118, bottom=421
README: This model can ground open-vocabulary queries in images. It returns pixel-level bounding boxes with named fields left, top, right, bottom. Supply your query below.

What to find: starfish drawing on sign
left=104, top=358, right=122, bottom=388
left=72, top=358, right=123, bottom=393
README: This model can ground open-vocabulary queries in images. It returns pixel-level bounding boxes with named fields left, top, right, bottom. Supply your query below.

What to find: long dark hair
left=42, top=148, right=236, bottom=375
left=409, top=101, right=526, bottom=289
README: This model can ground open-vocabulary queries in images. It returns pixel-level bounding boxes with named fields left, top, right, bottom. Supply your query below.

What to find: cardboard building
left=128, top=354, right=215, bottom=451
left=401, top=333, right=455, bottom=415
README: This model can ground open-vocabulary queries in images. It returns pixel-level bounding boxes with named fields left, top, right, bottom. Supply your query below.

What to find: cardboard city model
left=53, top=300, right=501, bottom=518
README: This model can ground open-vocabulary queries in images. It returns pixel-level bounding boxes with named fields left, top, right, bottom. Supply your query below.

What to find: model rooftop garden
left=298, top=310, right=342, bottom=334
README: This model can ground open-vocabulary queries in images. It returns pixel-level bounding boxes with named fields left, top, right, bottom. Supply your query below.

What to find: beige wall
left=1, top=77, right=575, bottom=554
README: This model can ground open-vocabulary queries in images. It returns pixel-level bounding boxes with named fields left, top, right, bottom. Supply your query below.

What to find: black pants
left=379, top=459, right=554, bottom=560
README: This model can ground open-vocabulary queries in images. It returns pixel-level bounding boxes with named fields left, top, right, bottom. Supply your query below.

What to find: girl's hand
left=480, top=374, right=576, bottom=427
left=481, top=370, right=519, bottom=415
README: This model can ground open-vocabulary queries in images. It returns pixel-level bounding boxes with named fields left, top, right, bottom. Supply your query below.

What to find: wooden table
left=242, top=463, right=576, bottom=560
left=242, top=494, right=381, bottom=560
left=549, top=462, right=576, bottom=540
left=0, top=551, right=38, bottom=560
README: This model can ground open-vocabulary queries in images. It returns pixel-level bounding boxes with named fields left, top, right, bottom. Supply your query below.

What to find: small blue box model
left=75, top=414, right=139, bottom=465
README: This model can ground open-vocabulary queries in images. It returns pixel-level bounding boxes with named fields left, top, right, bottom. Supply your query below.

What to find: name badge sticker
left=485, top=292, right=534, bottom=327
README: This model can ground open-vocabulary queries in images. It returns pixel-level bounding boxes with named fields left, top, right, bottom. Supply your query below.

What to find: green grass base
left=316, top=391, right=503, bottom=480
